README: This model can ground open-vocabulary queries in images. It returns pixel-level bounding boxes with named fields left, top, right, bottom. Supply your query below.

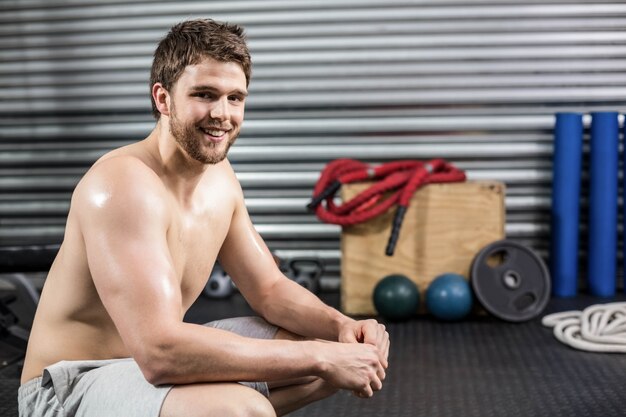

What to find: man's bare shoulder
left=72, top=155, right=170, bottom=223
left=218, top=158, right=244, bottom=194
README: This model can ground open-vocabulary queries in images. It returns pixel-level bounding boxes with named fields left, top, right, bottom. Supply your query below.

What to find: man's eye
left=195, top=93, right=213, bottom=99
left=229, top=95, right=244, bottom=102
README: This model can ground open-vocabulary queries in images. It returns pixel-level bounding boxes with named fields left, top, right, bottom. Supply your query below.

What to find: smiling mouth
left=199, top=127, right=228, bottom=137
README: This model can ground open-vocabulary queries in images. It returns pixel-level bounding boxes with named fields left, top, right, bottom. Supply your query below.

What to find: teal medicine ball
left=373, top=274, right=420, bottom=321
left=426, top=273, right=473, bottom=321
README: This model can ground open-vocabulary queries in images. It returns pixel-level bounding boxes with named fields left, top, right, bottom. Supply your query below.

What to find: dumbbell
left=204, top=256, right=324, bottom=298
left=203, top=264, right=236, bottom=299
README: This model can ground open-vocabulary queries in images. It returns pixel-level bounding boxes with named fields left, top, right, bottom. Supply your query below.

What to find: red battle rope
left=307, top=159, right=466, bottom=256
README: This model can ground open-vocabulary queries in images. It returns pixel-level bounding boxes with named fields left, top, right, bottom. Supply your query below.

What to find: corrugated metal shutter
left=2, top=1, right=626, bottom=287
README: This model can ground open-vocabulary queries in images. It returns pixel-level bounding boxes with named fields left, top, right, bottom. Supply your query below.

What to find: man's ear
left=152, top=83, right=171, bottom=117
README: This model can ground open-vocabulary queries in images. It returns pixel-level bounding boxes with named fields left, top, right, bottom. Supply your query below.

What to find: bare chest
left=167, top=203, right=233, bottom=307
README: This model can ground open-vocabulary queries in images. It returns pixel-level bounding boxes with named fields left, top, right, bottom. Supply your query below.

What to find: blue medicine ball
left=426, top=273, right=473, bottom=321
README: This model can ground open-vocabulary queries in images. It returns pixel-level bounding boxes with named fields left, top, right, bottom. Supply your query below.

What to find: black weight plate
left=471, top=240, right=551, bottom=322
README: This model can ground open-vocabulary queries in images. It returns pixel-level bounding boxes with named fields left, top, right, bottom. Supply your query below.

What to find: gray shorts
left=18, top=316, right=279, bottom=417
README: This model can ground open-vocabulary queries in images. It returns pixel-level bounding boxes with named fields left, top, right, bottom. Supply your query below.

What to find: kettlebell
left=285, top=258, right=323, bottom=294
left=203, top=264, right=236, bottom=298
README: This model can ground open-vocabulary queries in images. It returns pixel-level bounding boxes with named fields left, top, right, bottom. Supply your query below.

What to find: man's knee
left=215, top=386, right=275, bottom=417
left=160, top=383, right=276, bottom=417
left=239, top=394, right=277, bottom=417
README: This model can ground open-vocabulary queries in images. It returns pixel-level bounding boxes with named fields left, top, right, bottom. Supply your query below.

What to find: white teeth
left=200, top=127, right=226, bottom=137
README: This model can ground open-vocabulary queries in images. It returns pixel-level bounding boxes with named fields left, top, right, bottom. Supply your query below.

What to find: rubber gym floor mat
left=289, top=316, right=626, bottom=417
left=0, top=376, right=19, bottom=416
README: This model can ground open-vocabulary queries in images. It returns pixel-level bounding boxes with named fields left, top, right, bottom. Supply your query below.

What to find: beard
left=168, top=104, right=238, bottom=165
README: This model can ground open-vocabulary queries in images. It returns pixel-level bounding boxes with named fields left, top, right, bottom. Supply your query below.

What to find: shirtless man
left=18, top=18, right=389, bottom=417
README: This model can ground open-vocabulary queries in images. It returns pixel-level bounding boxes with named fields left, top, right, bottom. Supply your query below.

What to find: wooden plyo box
left=340, top=181, right=506, bottom=316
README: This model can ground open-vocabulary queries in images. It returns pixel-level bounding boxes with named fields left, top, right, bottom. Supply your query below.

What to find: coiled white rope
left=541, top=302, right=626, bottom=353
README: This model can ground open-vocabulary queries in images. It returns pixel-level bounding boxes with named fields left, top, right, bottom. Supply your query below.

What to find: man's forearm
left=141, top=321, right=325, bottom=385
left=259, top=277, right=355, bottom=341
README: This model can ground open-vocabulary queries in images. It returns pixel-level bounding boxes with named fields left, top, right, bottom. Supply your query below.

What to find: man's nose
left=210, top=97, right=229, bottom=121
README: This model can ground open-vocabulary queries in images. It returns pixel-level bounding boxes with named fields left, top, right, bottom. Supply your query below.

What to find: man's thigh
left=67, top=359, right=172, bottom=417
left=160, top=382, right=276, bottom=417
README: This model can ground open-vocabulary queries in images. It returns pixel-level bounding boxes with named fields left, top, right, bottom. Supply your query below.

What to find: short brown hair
left=149, top=19, right=251, bottom=119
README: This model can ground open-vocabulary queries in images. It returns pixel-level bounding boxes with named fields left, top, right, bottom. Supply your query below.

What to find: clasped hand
left=337, top=319, right=390, bottom=398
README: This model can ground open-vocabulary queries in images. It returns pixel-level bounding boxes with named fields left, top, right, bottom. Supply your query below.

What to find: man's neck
left=145, top=122, right=212, bottom=206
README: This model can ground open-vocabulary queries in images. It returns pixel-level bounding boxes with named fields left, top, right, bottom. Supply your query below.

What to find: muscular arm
left=219, top=164, right=389, bottom=373
left=218, top=171, right=353, bottom=340
left=74, top=158, right=331, bottom=386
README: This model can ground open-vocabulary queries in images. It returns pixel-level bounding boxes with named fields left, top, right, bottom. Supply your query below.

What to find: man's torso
left=21, top=140, right=237, bottom=383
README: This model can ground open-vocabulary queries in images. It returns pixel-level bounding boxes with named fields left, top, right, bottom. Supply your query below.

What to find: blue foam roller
left=550, top=113, right=583, bottom=297
left=623, top=120, right=626, bottom=295
left=588, top=112, right=619, bottom=297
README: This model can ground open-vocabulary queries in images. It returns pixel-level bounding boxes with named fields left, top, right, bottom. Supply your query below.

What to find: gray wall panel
left=1, top=1, right=625, bottom=286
